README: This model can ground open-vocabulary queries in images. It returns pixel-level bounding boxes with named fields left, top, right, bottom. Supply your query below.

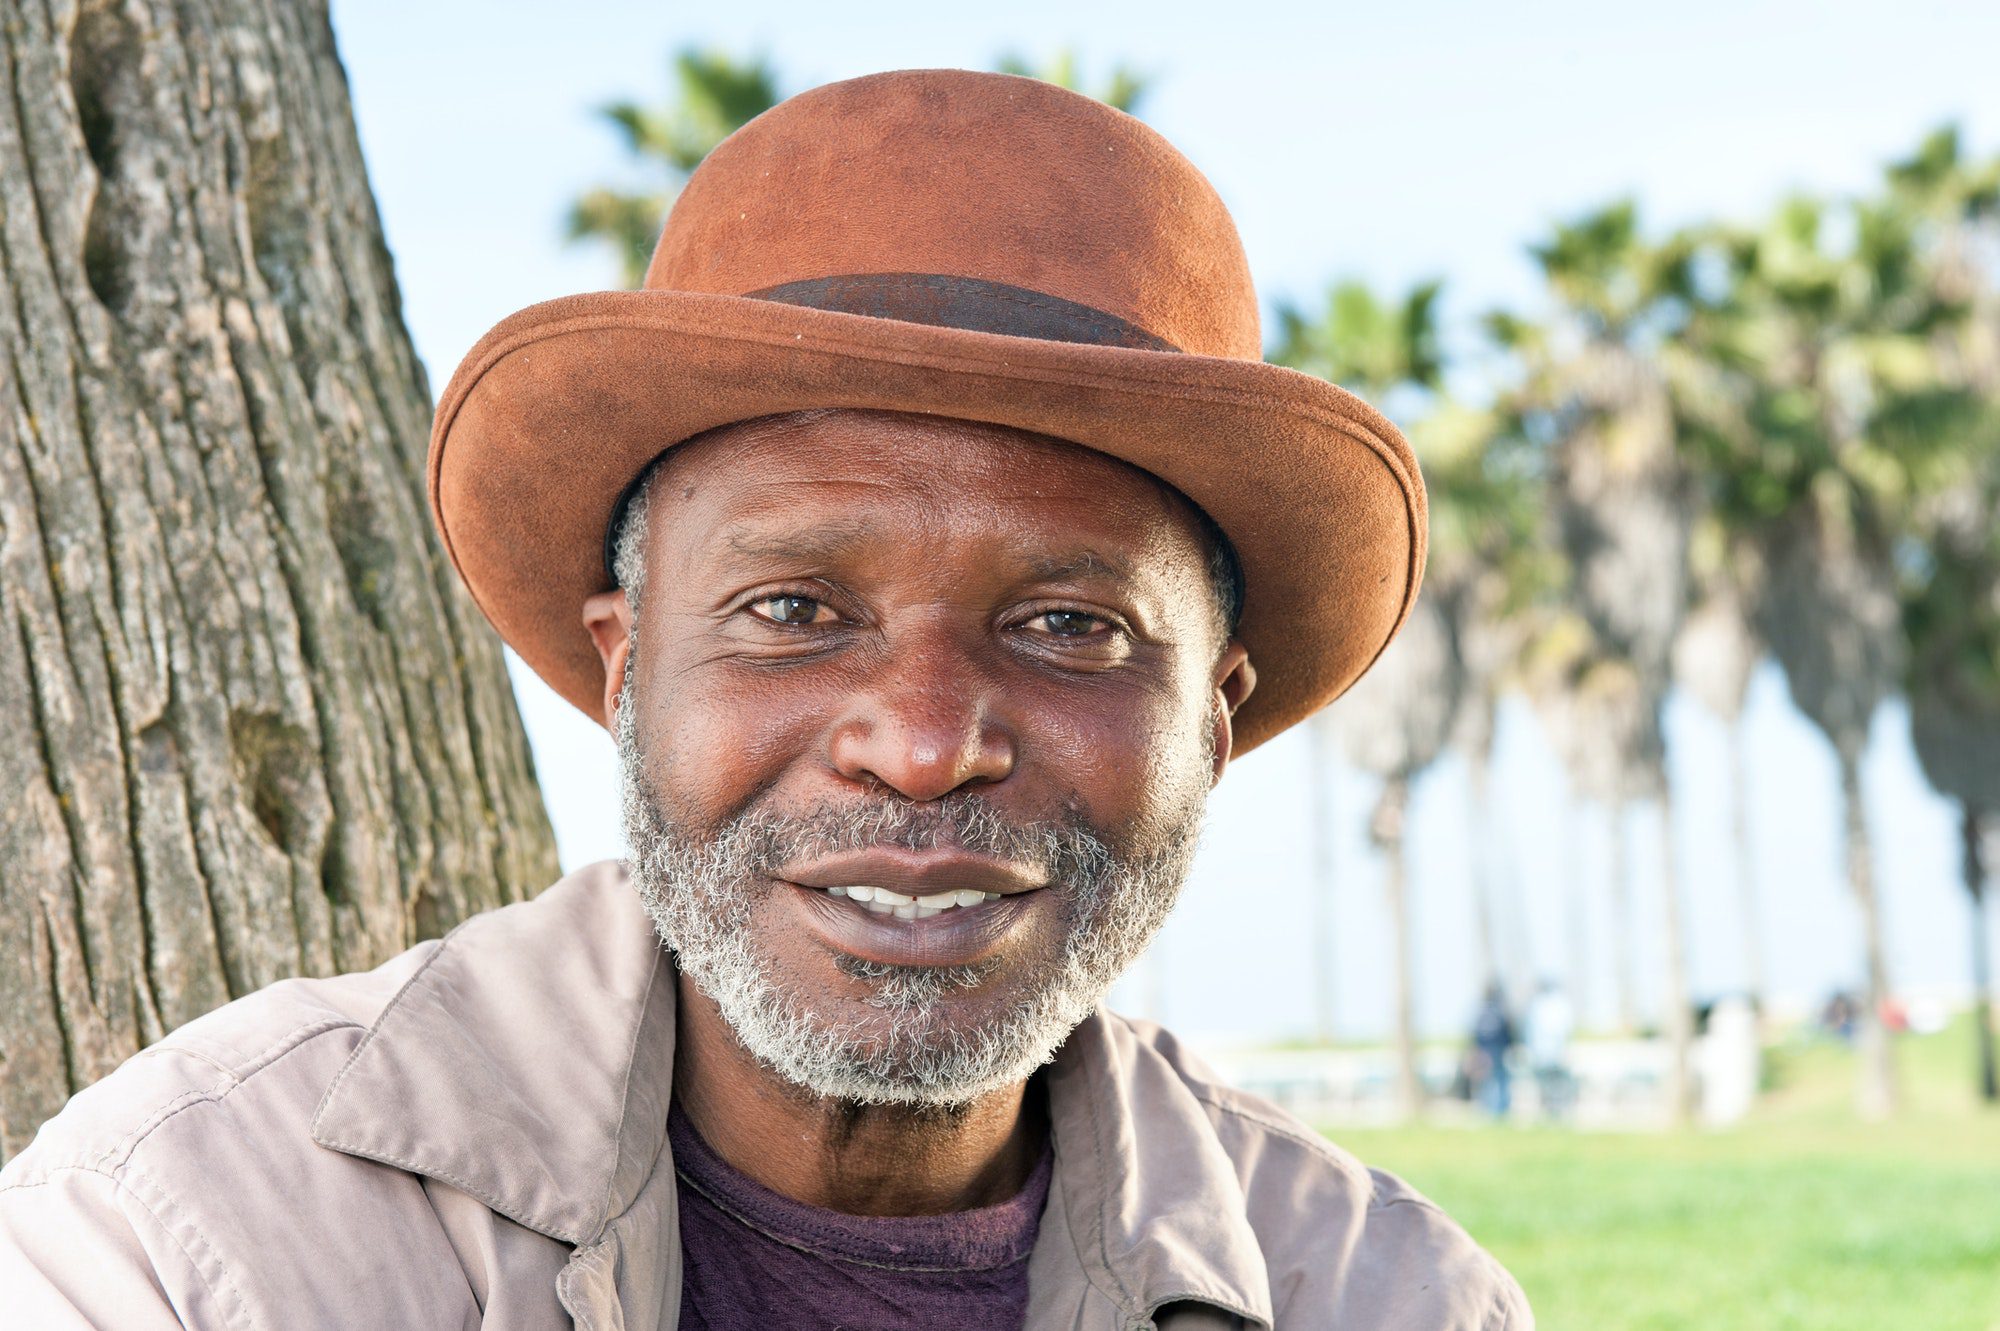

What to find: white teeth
left=822, top=885, right=1008, bottom=916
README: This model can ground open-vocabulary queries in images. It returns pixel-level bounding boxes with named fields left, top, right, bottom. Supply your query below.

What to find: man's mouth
left=817, top=885, right=1004, bottom=919
left=777, top=847, right=1051, bottom=966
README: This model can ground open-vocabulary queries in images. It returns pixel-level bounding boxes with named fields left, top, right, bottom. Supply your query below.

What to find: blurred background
left=332, top=2, right=2000, bottom=1325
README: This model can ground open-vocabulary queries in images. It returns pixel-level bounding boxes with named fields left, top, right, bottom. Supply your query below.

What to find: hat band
left=745, top=272, right=1180, bottom=353
left=603, top=273, right=1181, bottom=583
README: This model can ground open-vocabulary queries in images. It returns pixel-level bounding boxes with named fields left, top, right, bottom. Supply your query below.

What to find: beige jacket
left=0, top=861, right=1529, bottom=1330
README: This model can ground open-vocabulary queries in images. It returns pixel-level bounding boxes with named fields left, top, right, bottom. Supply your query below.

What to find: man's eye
left=1036, top=610, right=1102, bottom=637
left=754, top=595, right=831, bottom=625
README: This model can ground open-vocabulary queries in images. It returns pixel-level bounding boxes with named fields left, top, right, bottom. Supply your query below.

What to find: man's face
left=595, top=410, right=1251, bottom=1106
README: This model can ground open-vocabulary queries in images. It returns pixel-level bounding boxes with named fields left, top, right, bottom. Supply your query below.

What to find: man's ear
left=1208, top=639, right=1256, bottom=786
left=581, top=588, right=634, bottom=730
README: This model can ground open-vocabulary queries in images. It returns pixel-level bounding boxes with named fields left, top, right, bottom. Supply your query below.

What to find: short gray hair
left=611, top=460, right=663, bottom=612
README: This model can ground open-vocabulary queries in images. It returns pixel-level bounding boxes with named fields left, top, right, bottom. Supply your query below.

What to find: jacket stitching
left=1184, top=1088, right=1375, bottom=1197
left=1144, top=1288, right=1267, bottom=1329
left=121, top=1162, right=262, bottom=1331
left=1369, top=1193, right=1454, bottom=1220
left=306, top=1135, right=585, bottom=1246
left=1479, top=1253, right=1528, bottom=1331
left=29, top=1019, right=357, bottom=1179
left=309, top=933, right=463, bottom=1133
left=586, top=938, right=668, bottom=1242
left=555, top=1239, right=613, bottom=1331
left=12, top=1164, right=253, bottom=1331
left=307, top=927, right=589, bottom=1240
left=1074, top=1033, right=1141, bottom=1314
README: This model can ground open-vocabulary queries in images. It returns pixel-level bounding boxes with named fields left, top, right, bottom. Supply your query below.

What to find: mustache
left=705, top=792, right=1117, bottom=892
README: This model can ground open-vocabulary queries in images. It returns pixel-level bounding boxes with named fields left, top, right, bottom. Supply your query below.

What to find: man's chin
left=695, top=959, right=1090, bottom=1109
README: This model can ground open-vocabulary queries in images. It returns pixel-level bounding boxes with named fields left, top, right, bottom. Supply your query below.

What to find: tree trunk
left=1309, top=717, right=1337, bottom=1044
left=1611, top=800, right=1637, bottom=1034
left=1657, top=784, right=1694, bottom=1126
left=1729, top=715, right=1766, bottom=1018
left=1964, top=805, right=1997, bottom=1104
left=1565, top=793, right=1590, bottom=1026
left=1372, top=778, right=1421, bottom=1119
left=1466, top=744, right=1501, bottom=988
left=1840, top=750, right=1897, bottom=1118
left=0, top=0, right=558, bottom=1157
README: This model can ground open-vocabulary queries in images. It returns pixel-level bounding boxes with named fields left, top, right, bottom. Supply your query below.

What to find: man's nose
left=826, top=630, right=1017, bottom=801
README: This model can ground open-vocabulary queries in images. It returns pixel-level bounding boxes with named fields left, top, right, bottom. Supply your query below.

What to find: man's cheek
left=655, top=670, right=839, bottom=814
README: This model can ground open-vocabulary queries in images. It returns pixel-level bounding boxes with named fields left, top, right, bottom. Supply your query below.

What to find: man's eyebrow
left=1024, top=549, right=1134, bottom=582
left=720, top=522, right=877, bottom=563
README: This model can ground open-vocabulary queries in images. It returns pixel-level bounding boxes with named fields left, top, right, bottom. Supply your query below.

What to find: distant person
left=1471, top=981, right=1519, bottom=1119
left=1524, top=979, right=1577, bottom=1121
left=1821, top=989, right=1859, bottom=1043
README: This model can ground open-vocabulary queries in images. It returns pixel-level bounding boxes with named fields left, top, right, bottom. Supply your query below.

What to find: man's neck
left=670, top=974, right=1046, bottom=1216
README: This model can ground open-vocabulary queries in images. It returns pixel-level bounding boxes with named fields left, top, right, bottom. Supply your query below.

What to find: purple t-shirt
left=668, top=1104, right=1051, bottom=1331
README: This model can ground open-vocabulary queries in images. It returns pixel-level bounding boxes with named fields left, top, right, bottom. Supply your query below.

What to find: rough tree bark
left=0, top=0, right=559, bottom=1157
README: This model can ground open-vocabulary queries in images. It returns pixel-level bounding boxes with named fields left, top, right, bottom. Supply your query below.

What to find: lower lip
left=782, top=881, right=1046, bottom=968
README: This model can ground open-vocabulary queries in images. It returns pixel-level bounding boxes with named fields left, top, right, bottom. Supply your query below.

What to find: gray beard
left=614, top=665, right=1209, bottom=1108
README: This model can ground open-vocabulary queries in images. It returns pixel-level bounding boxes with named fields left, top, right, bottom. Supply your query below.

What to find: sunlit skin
left=582, top=409, right=1255, bottom=1216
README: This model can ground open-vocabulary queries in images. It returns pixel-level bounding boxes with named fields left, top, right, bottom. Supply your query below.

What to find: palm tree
left=1489, top=202, right=1700, bottom=1122
left=567, top=49, right=784, bottom=285
left=1329, top=591, right=1466, bottom=1117
left=1675, top=161, right=1979, bottom=1116
left=1909, top=536, right=2000, bottom=1103
left=1426, top=399, right=1554, bottom=998
left=1520, top=628, right=1667, bottom=1035
left=1672, top=547, right=1768, bottom=1015
left=1273, top=280, right=1445, bottom=1059
left=1882, top=127, right=2000, bottom=1101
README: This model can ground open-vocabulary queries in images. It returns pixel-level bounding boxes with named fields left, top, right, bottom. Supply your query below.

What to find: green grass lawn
left=1325, top=1017, right=2000, bottom=1331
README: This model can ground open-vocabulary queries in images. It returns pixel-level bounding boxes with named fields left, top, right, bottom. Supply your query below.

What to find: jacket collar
left=311, top=860, right=674, bottom=1247
left=311, top=860, right=1270, bottom=1329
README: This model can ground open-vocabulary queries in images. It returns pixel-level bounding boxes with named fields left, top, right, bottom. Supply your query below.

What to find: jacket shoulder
left=1106, top=1013, right=1533, bottom=1330
left=2, top=941, right=437, bottom=1184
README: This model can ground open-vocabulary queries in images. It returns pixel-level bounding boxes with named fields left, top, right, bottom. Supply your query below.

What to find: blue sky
left=330, top=0, right=2000, bottom=1041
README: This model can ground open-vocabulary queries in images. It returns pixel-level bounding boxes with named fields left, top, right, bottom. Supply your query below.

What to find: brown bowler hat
left=428, top=68, right=1425, bottom=755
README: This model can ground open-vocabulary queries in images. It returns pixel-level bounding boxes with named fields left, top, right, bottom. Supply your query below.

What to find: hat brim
left=428, top=290, right=1426, bottom=756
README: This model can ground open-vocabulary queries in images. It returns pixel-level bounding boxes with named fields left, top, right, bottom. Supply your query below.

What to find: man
left=1471, top=982, right=1520, bottom=1119
left=1525, top=978, right=1578, bottom=1121
left=0, top=69, right=1529, bottom=1328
